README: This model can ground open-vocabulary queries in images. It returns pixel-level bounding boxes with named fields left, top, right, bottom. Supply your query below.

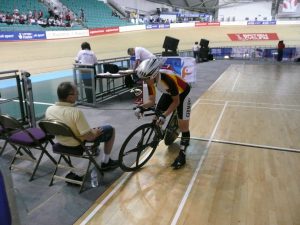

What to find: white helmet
left=136, top=57, right=166, bottom=80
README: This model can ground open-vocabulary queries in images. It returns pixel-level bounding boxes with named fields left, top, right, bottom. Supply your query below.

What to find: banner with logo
left=0, top=31, right=46, bottom=41
left=89, top=27, right=119, bottom=36
left=145, top=23, right=170, bottom=30
left=46, top=30, right=88, bottom=39
left=161, top=57, right=196, bottom=83
left=228, top=33, right=279, bottom=41
left=247, top=21, right=276, bottom=25
left=195, top=22, right=220, bottom=27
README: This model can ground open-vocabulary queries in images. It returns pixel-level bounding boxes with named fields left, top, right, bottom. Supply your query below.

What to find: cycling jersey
left=146, top=71, right=191, bottom=120
left=147, top=71, right=190, bottom=96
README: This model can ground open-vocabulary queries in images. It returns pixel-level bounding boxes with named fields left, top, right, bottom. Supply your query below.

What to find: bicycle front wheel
left=119, top=123, right=160, bottom=172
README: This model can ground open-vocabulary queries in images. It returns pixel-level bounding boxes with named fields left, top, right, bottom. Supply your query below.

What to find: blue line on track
left=0, top=69, right=72, bottom=88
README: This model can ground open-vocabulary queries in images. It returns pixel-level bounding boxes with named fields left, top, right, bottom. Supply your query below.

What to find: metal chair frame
left=0, top=114, right=57, bottom=181
left=0, top=125, right=9, bottom=156
left=39, top=119, right=103, bottom=193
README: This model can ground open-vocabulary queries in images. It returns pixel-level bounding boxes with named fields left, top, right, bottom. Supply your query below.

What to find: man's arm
left=76, top=110, right=102, bottom=142
left=81, top=127, right=103, bottom=141
left=133, top=59, right=141, bottom=70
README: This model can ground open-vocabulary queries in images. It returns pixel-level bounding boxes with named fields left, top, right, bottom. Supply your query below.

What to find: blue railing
left=209, top=46, right=299, bottom=61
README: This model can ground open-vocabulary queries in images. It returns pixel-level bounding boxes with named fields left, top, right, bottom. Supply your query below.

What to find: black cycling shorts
left=156, top=88, right=191, bottom=120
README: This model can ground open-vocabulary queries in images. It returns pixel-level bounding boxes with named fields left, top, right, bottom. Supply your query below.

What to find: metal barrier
left=0, top=70, right=36, bottom=126
left=73, top=64, right=97, bottom=107
left=209, top=46, right=299, bottom=61
left=21, top=71, right=36, bottom=127
left=96, top=56, right=131, bottom=71
left=73, top=60, right=132, bottom=107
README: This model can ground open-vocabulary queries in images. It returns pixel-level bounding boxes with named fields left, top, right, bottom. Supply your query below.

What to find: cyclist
left=134, top=58, right=191, bottom=169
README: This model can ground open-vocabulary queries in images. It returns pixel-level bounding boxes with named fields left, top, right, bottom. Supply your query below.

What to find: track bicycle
left=118, top=107, right=180, bottom=172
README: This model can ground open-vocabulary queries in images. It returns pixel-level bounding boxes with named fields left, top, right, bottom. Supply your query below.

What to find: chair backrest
left=0, top=114, right=23, bottom=130
left=38, top=120, right=82, bottom=144
left=0, top=125, right=5, bottom=135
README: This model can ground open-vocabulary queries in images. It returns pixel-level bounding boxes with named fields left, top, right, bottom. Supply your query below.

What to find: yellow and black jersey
left=147, top=72, right=190, bottom=96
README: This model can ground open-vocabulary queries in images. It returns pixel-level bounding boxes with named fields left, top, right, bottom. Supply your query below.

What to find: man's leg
left=102, top=127, right=115, bottom=162
left=94, top=125, right=118, bottom=170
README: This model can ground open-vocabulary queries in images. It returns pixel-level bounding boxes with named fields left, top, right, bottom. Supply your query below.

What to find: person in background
left=75, top=42, right=97, bottom=103
left=192, top=41, right=199, bottom=60
left=277, top=40, right=285, bottom=62
left=127, top=47, right=155, bottom=71
left=45, top=82, right=119, bottom=181
left=127, top=47, right=155, bottom=104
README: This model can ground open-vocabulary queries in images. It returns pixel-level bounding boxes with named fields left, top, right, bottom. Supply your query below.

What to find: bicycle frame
left=143, top=108, right=179, bottom=144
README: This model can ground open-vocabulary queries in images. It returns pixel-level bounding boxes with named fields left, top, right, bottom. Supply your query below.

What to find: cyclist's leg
left=171, top=90, right=191, bottom=169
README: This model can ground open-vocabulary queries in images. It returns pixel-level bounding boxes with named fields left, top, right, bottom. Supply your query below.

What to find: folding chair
left=0, top=114, right=57, bottom=181
left=38, top=120, right=103, bottom=193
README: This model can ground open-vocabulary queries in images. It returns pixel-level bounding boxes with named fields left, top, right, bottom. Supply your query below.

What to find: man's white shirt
left=135, top=47, right=155, bottom=61
left=76, top=50, right=97, bottom=65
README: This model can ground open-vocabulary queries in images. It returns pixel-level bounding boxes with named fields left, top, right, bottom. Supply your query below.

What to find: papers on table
left=97, top=72, right=121, bottom=76
left=119, top=69, right=134, bottom=74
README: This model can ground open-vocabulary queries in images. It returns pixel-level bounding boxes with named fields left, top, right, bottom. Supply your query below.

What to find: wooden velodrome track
left=75, top=64, right=300, bottom=225
left=1, top=25, right=300, bottom=225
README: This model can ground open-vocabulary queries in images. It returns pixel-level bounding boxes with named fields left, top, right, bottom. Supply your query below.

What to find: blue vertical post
left=0, top=171, right=12, bottom=225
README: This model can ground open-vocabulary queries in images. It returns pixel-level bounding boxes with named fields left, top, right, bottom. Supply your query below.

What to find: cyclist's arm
left=159, top=73, right=180, bottom=117
left=141, top=94, right=155, bottom=108
left=140, top=79, right=156, bottom=108
left=164, top=95, right=180, bottom=117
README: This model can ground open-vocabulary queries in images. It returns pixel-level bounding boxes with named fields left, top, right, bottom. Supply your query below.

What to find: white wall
left=112, top=0, right=172, bottom=14
left=218, top=1, right=273, bottom=21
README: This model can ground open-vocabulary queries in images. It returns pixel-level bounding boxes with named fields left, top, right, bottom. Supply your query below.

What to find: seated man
left=45, top=82, right=119, bottom=175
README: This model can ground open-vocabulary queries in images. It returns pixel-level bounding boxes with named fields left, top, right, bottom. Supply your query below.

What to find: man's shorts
left=52, top=125, right=114, bottom=156
left=94, top=125, right=114, bottom=143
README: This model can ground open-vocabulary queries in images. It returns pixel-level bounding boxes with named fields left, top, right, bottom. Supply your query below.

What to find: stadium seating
left=0, top=0, right=84, bottom=31
left=0, top=0, right=47, bottom=16
left=0, top=0, right=131, bottom=31
left=59, top=0, right=132, bottom=28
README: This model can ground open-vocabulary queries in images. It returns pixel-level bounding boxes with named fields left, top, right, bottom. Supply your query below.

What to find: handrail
left=0, top=70, right=18, bottom=75
left=0, top=70, right=19, bottom=80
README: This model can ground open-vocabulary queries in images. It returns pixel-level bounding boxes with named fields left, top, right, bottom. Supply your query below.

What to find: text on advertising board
left=227, top=33, right=279, bottom=41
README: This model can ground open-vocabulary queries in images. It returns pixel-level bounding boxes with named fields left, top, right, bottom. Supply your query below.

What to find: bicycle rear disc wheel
left=119, top=123, right=160, bottom=172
